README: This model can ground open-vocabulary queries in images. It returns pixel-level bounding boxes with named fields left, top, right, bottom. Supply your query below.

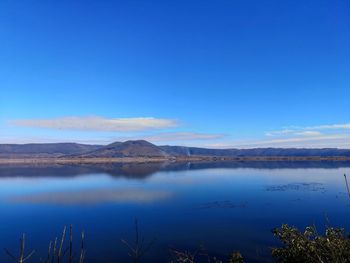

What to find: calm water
left=0, top=162, right=350, bottom=262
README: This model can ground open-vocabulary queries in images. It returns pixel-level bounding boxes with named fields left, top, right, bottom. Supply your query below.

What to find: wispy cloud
left=252, top=134, right=350, bottom=146
left=9, top=116, right=178, bottom=132
left=266, top=122, right=350, bottom=137
left=257, top=122, right=350, bottom=148
left=266, top=130, right=322, bottom=137
left=206, top=123, right=350, bottom=149
left=4, top=118, right=350, bottom=148
left=0, top=131, right=225, bottom=145
left=204, top=134, right=350, bottom=149
left=294, top=131, right=322, bottom=136
left=266, top=129, right=296, bottom=136
left=301, top=123, right=350, bottom=130
left=113, top=132, right=226, bottom=143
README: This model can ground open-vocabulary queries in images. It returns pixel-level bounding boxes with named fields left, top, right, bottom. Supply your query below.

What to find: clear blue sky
left=1, top=0, right=350, bottom=148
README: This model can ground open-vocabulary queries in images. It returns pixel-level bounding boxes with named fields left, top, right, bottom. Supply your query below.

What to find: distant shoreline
left=2, top=140, right=350, bottom=163
left=1, top=156, right=350, bottom=164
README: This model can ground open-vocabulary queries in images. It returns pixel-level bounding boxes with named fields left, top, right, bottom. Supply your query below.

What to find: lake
left=0, top=161, right=350, bottom=262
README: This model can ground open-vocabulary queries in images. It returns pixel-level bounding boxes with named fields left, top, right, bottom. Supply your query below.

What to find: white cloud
left=0, top=135, right=111, bottom=145
left=0, top=132, right=225, bottom=145
left=9, top=116, right=178, bottom=132
left=256, top=134, right=349, bottom=145
left=4, top=119, right=350, bottom=148
left=259, top=123, right=350, bottom=148
left=303, top=123, right=350, bottom=130
left=294, top=131, right=322, bottom=136
left=113, top=132, right=225, bottom=143
left=267, top=122, right=350, bottom=137
left=266, top=130, right=322, bottom=137
left=207, top=134, right=350, bottom=149
left=265, top=129, right=295, bottom=136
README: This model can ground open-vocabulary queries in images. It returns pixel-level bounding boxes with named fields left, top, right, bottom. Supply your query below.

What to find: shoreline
left=1, top=156, right=350, bottom=164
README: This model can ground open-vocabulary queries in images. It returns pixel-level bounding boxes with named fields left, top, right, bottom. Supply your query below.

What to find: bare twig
left=57, top=226, right=66, bottom=263
left=4, top=233, right=35, bottom=263
left=46, top=241, right=52, bottom=263
left=69, top=225, right=73, bottom=263
left=121, top=219, right=156, bottom=263
left=169, top=249, right=196, bottom=263
left=79, top=230, right=85, bottom=263
left=51, top=237, right=57, bottom=263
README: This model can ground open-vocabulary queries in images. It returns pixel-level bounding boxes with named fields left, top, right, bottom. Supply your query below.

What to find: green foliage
left=228, top=251, right=244, bottom=263
left=272, top=224, right=350, bottom=263
left=212, top=251, right=244, bottom=263
left=6, top=223, right=350, bottom=263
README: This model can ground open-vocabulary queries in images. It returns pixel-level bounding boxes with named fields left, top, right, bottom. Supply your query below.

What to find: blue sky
left=1, top=0, right=350, bottom=148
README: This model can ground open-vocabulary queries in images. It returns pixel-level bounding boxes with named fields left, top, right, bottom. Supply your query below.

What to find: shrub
left=272, top=224, right=350, bottom=263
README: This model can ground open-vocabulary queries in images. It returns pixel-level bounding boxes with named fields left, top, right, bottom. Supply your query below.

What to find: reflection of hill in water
left=1, top=161, right=350, bottom=179
left=0, top=162, right=167, bottom=179
left=186, top=161, right=350, bottom=170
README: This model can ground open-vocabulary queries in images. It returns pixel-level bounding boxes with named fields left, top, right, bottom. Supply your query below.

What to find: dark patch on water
left=198, top=200, right=247, bottom=209
left=335, top=192, right=349, bottom=199
left=2, top=161, right=350, bottom=179
left=265, top=182, right=325, bottom=192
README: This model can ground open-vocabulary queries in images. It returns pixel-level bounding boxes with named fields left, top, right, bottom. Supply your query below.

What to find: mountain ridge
left=0, top=143, right=100, bottom=158
left=1, top=140, right=350, bottom=158
left=78, top=140, right=169, bottom=158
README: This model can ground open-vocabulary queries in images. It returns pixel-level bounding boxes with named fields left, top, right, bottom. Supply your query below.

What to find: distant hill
left=1, top=140, right=350, bottom=158
left=78, top=140, right=168, bottom=158
left=0, top=143, right=101, bottom=158
left=160, top=146, right=350, bottom=157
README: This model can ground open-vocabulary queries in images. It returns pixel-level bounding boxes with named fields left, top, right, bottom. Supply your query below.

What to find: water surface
left=0, top=161, right=350, bottom=262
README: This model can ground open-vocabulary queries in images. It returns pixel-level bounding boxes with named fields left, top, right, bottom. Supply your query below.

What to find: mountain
left=78, top=140, right=169, bottom=158
left=1, top=140, right=350, bottom=159
left=159, top=146, right=350, bottom=157
left=0, top=143, right=101, bottom=158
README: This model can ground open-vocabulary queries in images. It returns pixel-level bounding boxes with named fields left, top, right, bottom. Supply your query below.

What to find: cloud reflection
left=9, top=188, right=172, bottom=205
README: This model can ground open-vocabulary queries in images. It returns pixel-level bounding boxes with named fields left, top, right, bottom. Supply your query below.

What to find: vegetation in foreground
left=4, top=224, right=85, bottom=263
left=271, top=224, right=350, bottom=263
left=4, top=222, right=350, bottom=263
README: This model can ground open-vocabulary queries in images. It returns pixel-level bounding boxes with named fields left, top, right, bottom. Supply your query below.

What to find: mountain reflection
left=1, top=161, right=350, bottom=179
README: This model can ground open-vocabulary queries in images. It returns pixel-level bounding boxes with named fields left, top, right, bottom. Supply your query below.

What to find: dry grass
left=5, top=225, right=86, bottom=263
left=121, top=219, right=156, bottom=263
